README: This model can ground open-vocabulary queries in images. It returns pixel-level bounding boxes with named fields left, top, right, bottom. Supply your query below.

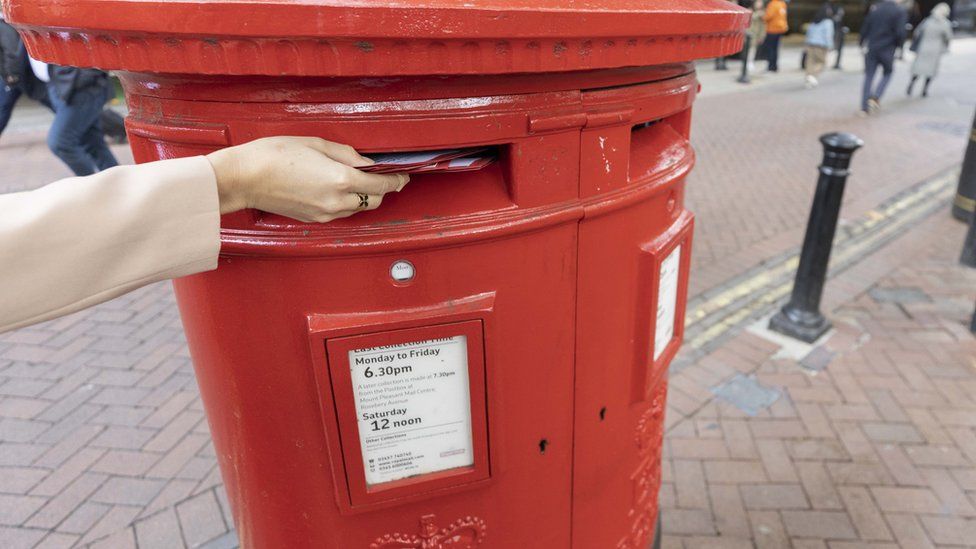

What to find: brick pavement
left=0, top=285, right=235, bottom=549
left=687, top=38, right=976, bottom=296
left=660, top=210, right=976, bottom=548
left=1, top=40, right=975, bottom=548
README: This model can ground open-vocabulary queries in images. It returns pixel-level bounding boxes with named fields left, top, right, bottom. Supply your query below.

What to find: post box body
left=116, top=69, right=694, bottom=548
left=6, top=2, right=747, bottom=547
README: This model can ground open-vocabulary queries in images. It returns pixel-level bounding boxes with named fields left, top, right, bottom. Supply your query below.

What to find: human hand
left=206, top=137, right=408, bottom=222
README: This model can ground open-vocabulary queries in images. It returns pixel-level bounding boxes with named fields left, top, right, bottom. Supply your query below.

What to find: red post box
left=7, top=2, right=747, bottom=547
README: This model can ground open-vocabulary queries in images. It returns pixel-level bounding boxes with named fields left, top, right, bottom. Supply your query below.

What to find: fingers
left=297, top=137, right=409, bottom=192
left=342, top=192, right=385, bottom=212
left=340, top=167, right=409, bottom=195
left=299, top=193, right=384, bottom=223
left=298, top=137, right=373, bottom=167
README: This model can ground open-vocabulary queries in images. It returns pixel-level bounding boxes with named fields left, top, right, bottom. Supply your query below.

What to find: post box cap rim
left=5, top=0, right=751, bottom=77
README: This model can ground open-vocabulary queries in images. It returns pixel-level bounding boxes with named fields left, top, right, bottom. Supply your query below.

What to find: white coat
left=911, top=15, right=953, bottom=78
left=0, top=157, right=220, bottom=333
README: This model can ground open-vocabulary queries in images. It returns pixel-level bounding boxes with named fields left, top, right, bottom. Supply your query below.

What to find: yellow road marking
left=683, top=170, right=957, bottom=350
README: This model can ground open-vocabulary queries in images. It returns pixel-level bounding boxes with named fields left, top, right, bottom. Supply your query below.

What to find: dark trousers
left=0, top=84, right=22, bottom=136
left=862, top=47, right=895, bottom=111
left=2, top=83, right=56, bottom=137
left=765, top=33, right=784, bottom=71
left=47, top=83, right=118, bottom=176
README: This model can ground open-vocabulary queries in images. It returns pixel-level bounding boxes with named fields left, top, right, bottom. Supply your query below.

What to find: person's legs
left=80, top=86, right=118, bottom=171
left=862, top=51, right=879, bottom=111
left=907, top=75, right=917, bottom=95
left=922, top=77, right=932, bottom=97
left=0, top=85, right=23, bottom=136
left=768, top=33, right=782, bottom=71
left=47, top=85, right=103, bottom=176
left=81, top=116, right=119, bottom=171
left=810, top=47, right=827, bottom=76
left=871, top=48, right=896, bottom=102
left=99, top=108, right=128, bottom=144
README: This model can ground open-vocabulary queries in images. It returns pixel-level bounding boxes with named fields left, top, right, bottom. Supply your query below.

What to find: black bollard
left=952, top=108, right=976, bottom=223
left=770, top=133, right=864, bottom=342
left=963, top=209, right=976, bottom=333
left=970, top=301, right=976, bottom=334
left=833, top=26, right=848, bottom=70
left=961, top=192, right=976, bottom=268
left=954, top=126, right=976, bottom=333
left=737, top=33, right=752, bottom=84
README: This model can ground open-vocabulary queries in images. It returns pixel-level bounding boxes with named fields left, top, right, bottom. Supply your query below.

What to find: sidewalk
left=687, top=38, right=976, bottom=297
left=660, top=209, right=976, bottom=548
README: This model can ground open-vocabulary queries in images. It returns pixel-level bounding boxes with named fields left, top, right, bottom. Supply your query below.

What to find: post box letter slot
left=325, top=320, right=490, bottom=507
left=628, top=117, right=692, bottom=185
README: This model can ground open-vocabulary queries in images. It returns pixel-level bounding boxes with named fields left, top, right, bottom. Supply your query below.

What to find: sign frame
left=632, top=211, right=694, bottom=402
left=306, top=294, right=495, bottom=514
left=325, top=320, right=490, bottom=507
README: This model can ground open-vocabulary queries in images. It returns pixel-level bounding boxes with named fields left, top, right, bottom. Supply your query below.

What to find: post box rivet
left=390, top=260, right=415, bottom=283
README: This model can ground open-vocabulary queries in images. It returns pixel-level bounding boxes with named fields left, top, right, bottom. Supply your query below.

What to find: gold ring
left=356, top=193, right=369, bottom=209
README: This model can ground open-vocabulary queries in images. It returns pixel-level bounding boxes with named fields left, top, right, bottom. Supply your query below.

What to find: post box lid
left=5, top=0, right=749, bottom=77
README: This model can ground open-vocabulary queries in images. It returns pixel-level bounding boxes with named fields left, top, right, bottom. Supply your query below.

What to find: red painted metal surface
left=7, top=0, right=746, bottom=76
left=6, top=1, right=747, bottom=547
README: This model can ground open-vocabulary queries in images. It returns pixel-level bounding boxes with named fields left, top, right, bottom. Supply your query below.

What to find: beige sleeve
left=0, top=156, right=221, bottom=334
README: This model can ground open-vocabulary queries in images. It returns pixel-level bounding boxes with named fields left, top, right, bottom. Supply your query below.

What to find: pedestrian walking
left=829, top=0, right=846, bottom=66
left=0, top=17, right=20, bottom=135
left=0, top=16, right=49, bottom=136
left=42, top=62, right=119, bottom=176
left=2, top=19, right=125, bottom=144
left=907, top=2, right=953, bottom=97
left=749, top=0, right=767, bottom=71
left=804, top=5, right=835, bottom=88
left=763, top=0, right=789, bottom=72
left=859, top=0, right=909, bottom=115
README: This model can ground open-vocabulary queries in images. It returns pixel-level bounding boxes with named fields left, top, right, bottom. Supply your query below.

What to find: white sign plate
left=654, top=245, right=681, bottom=361
left=348, top=336, right=474, bottom=486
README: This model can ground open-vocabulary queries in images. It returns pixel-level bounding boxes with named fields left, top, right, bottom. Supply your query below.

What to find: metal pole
left=770, top=132, right=864, bottom=342
left=952, top=108, right=976, bottom=223
left=961, top=175, right=976, bottom=334
left=970, top=301, right=976, bottom=334
left=961, top=193, right=976, bottom=267
left=737, top=33, right=752, bottom=84
left=833, top=26, right=848, bottom=70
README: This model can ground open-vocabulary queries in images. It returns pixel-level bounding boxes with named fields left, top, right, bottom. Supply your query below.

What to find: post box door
left=572, top=75, right=697, bottom=549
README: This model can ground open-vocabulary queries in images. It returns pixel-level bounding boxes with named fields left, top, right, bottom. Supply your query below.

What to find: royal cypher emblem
left=371, top=514, right=487, bottom=549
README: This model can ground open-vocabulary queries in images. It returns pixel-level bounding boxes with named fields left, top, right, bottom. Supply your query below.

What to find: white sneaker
left=804, top=75, right=818, bottom=88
